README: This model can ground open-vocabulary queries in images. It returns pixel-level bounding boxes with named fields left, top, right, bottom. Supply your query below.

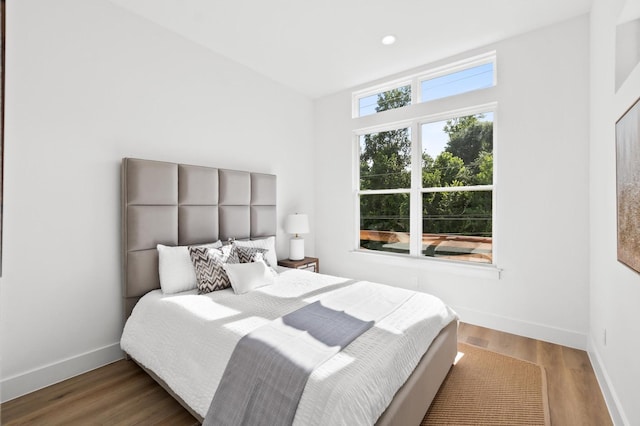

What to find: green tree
left=472, top=151, right=493, bottom=185
left=432, top=151, right=468, bottom=186
left=443, top=115, right=493, bottom=165
left=422, top=153, right=441, bottom=188
left=376, top=85, right=411, bottom=113
left=360, top=128, right=411, bottom=190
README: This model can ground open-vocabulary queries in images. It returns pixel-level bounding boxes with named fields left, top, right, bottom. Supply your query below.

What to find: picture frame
left=616, top=96, right=640, bottom=274
left=0, top=0, right=5, bottom=276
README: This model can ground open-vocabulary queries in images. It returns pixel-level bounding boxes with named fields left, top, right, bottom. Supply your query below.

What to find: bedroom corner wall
left=314, top=16, right=591, bottom=350
left=589, top=0, right=640, bottom=424
left=0, top=0, right=315, bottom=402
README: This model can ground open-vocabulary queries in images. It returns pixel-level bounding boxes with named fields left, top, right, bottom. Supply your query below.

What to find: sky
left=358, top=61, right=495, bottom=159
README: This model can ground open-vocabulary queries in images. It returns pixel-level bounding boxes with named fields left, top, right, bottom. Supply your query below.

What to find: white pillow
left=223, top=261, right=275, bottom=294
left=234, top=236, right=277, bottom=269
left=157, top=241, right=222, bottom=294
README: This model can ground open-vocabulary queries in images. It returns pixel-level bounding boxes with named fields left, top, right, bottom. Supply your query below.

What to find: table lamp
left=285, top=213, right=309, bottom=260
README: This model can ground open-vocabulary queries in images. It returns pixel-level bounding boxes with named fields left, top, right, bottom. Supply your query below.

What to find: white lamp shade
left=285, top=213, right=309, bottom=235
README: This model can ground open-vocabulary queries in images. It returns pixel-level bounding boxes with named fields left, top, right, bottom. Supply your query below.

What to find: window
left=355, top=54, right=496, bottom=265
left=359, top=127, right=412, bottom=255
left=420, top=62, right=494, bottom=102
left=353, top=53, right=495, bottom=118
left=420, top=113, right=493, bottom=263
left=356, top=85, right=411, bottom=117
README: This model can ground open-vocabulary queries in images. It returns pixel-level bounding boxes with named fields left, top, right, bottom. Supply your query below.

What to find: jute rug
left=422, top=343, right=550, bottom=426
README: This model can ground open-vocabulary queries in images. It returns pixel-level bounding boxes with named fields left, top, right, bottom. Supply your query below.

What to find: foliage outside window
left=357, top=85, right=411, bottom=117
left=358, top=88, right=495, bottom=264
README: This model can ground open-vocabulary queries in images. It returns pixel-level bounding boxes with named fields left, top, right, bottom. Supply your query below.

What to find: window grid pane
left=422, top=191, right=492, bottom=263
left=420, top=111, right=494, bottom=263
left=420, top=62, right=494, bottom=103
left=360, top=194, right=410, bottom=255
left=422, top=113, right=493, bottom=189
left=359, top=127, right=412, bottom=191
left=358, top=85, right=411, bottom=117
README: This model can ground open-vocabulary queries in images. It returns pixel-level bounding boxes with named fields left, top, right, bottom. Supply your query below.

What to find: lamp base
left=289, top=237, right=305, bottom=260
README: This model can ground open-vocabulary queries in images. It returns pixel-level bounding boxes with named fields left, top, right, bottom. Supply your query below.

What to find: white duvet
left=120, top=269, right=457, bottom=425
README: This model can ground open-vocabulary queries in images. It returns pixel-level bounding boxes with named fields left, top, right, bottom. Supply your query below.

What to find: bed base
left=131, top=358, right=204, bottom=422
left=128, top=320, right=457, bottom=425
left=375, top=320, right=457, bottom=426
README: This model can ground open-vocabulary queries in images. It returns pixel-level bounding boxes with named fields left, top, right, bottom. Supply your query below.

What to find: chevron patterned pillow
left=234, top=245, right=270, bottom=266
left=188, top=245, right=239, bottom=294
left=234, top=237, right=277, bottom=270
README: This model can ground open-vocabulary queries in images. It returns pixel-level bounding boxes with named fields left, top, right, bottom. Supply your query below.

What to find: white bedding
left=120, top=269, right=457, bottom=425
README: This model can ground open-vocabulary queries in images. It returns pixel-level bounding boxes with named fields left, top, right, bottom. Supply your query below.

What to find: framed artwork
left=0, top=0, right=4, bottom=276
left=616, top=96, right=640, bottom=274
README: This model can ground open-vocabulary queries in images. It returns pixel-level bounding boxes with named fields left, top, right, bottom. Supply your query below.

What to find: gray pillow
left=234, top=245, right=270, bottom=266
left=188, top=245, right=239, bottom=294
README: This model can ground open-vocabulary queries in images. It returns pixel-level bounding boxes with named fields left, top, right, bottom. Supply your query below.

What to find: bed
left=120, top=157, right=458, bottom=425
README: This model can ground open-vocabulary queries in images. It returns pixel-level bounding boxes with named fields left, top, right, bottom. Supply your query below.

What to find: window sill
left=349, top=249, right=502, bottom=279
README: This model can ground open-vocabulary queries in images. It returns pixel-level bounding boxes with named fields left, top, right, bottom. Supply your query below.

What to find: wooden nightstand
left=277, top=257, right=319, bottom=273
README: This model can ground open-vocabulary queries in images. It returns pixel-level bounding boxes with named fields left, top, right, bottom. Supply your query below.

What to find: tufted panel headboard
left=121, top=158, right=277, bottom=319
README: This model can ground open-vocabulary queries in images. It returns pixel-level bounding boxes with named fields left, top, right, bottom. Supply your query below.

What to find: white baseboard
left=587, top=337, right=628, bottom=426
left=452, top=305, right=587, bottom=350
left=0, top=343, right=124, bottom=403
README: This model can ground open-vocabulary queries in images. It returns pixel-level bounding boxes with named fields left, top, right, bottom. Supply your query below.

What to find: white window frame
left=354, top=101, right=498, bottom=265
left=352, top=51, right=496, bottom=119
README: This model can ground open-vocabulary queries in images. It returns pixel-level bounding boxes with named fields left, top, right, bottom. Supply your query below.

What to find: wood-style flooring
left=457, top=323, right=612, bottom=426
left=1, top=322, right=612, bottom=425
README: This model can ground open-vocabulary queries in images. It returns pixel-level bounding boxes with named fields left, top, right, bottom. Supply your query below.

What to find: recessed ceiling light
left=381, top=35, right=396, bottom=46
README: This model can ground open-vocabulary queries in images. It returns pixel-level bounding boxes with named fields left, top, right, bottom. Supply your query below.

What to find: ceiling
left=109, top=0, right=592, bottom=99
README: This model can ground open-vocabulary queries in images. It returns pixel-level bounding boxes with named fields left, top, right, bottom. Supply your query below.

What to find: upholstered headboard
left=121, top=158, right=277, bottom=319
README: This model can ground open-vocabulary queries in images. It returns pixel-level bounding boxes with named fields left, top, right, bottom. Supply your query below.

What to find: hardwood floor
left=1, top=360, right=199, bottom=426
left=458, top=323, right=613, bottom=426
left=1, top=323, right=612, bottom=425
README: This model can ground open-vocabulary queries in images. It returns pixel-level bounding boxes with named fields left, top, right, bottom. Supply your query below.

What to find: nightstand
left=277, top=257, right=319, bottom=273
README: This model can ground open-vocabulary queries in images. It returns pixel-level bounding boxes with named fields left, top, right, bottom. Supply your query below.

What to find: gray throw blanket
left=202, top=301, right=376, bottom=426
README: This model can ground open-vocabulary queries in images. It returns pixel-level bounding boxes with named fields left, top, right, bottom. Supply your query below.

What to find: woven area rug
left=422, top=343, right=550, bottom=426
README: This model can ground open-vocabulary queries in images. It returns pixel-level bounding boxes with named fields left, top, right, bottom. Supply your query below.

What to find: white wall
left=314, top=16, right=590, bottom=349
left=589, top=0, right=640, bottom=424
left=0, top=0, right=315, bottom=401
